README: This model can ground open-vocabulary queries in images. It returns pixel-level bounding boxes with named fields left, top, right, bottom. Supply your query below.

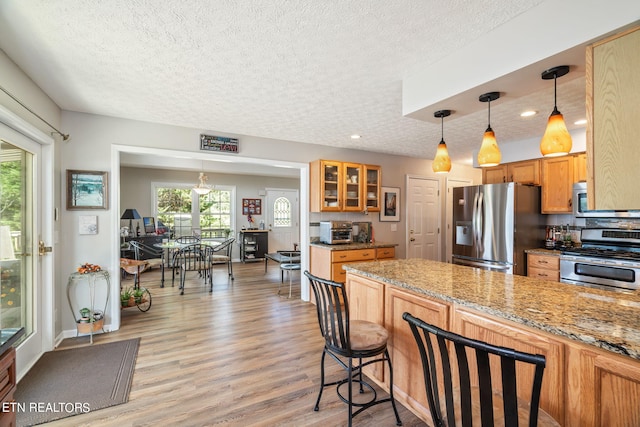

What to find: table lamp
left=121, top=209, right=141, bottom=234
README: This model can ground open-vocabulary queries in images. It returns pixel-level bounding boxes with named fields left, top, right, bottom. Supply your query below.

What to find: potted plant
left=121, top=287, right=133, bottom=307
left=133, top=288, right=145, bottom=304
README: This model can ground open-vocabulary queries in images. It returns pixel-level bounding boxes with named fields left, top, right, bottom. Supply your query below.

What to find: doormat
left=14, top=338, right=140, bottom=426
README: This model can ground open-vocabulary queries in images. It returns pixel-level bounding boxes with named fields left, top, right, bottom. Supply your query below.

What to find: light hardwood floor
left=46, top=262, right=427, bottom=426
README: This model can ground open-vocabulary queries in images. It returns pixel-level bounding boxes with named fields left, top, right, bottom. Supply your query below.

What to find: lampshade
left=478, top=92, right=501, bottom=167
left=120, top=208, right=141, bottom=220
left=193, top=172, right=212, bottom=195
left=121, top=208, right=141, bottom=233
left=540, top=65, right=572, bottom=157
left=432, top=110, right=452, bottom=174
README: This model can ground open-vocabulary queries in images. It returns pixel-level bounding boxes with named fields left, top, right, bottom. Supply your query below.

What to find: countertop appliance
left=573, top=182, right=640, bottom=218
left=452, top=183, right=544, bottom=275
left=352, top=222, right=372, bottom=243
left=560, top=228, right=640, bottom=292
left=319, top=220, right=353, bottom=244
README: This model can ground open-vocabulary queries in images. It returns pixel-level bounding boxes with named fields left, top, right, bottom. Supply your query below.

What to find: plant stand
left=67, top=270, right=110, bottom=344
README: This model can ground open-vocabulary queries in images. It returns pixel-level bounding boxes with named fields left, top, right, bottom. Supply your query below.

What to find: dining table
left=153, top=239, right=222, bottom=287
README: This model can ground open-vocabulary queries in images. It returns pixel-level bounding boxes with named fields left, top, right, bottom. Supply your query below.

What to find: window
left=154, top=183, right=235, bottom=237
left=199, top=188, right=232, bottom=231
left=273, top=196, right=291, bottom=227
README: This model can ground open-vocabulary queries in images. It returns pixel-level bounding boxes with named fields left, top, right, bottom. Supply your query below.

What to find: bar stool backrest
left=403, top=312, right=549, bottom=427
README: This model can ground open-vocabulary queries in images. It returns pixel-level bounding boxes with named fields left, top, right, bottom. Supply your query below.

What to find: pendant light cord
left=440, top=115, right=444, bottom=141
left=487, top=98, right=491, bottom=128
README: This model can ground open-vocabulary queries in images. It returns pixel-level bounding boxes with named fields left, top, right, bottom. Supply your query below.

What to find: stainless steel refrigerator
left=452, top=183, right=544, bottom=276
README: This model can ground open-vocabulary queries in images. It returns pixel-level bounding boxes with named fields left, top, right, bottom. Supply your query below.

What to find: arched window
left=273, top=197, right=291, bottom=227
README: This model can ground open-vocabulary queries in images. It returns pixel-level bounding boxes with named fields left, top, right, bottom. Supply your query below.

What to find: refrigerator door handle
left=477, top=191, right=484, bottom=253
left=472, top=192, right=479, bottom=246
left=453, top=256, right=511, bottom=271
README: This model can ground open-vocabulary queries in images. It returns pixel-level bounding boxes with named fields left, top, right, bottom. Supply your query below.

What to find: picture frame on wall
left=66, top=170, right=108, bottom=210
left=380, top=186, right=400, bottom=222
left=242, top=198, right=262, bottom=215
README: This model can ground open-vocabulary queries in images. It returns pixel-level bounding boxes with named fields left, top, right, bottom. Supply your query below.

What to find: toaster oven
left=319, top=221, right=353, bottom=244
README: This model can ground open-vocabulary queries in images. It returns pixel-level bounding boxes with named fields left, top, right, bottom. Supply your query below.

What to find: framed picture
left=242, top=198, right=262, bottom=215
left=66, top=170, right=108, bottom=210
left=78, top=215, right=98, bottom=235
left=380, top=186, right=400, bottom=222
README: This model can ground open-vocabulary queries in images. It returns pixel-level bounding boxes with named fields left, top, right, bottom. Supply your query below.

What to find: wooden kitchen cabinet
left=363, top=164, right=381, bottom=212
left=309, top=160, right=381, bottom=212
left=573, top=152, right=587, bottom=183
left=309, top=245, right=394, bottom=283
left=587, top=25, right=640, bottom=210
left=376, top=247, right=395, bottom=259
left=541, top=155, right=574, bottom=213
left=565, top=339, right=640, bottom=426
left=0, top=348, right=17, bottom=427
left=384, top=286, right=449, bottom=420
left=452, top=308, right=565, bottom=424
left=527, top=253, right=560, bottom=282
left=482, top=159, right=540, bottom=185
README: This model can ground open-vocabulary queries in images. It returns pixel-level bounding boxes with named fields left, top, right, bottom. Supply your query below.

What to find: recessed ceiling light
left=350, top=134, right=361, bottom=139
left=520, top=110, right=537, bottom=117
left=574, top=119, right=587, bottom=126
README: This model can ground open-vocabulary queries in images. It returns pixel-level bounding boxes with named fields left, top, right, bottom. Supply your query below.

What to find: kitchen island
left=344, top=259, right=640, bottom=426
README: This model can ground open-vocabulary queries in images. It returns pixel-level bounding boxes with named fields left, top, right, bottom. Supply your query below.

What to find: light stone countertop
left=524, top=248, right=563, bottom=256
left=343, top=258, right=640, bottom=360
left=309, top=241, right=397, bottom=251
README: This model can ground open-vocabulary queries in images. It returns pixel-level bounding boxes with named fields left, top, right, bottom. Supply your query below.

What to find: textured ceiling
left=0, top=1, right=621, bottom=169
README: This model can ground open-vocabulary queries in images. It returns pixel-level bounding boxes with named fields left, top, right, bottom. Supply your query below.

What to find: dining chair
left=174, top=243, right=215, bottom=295
left=210, top=237, right=235, bottom=282
left=304, top=271, right=402, bottom=427
left=402, top=312, right=560, bottom=427
left=128, top=240, right=165, bottom=284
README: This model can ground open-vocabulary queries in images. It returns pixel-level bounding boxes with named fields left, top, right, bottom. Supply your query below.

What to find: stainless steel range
left=560, top=228, right=640, bottom=292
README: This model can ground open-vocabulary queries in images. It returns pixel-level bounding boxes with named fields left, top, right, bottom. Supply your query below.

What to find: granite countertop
left=524, top=248, right=563, bottom=256
left=343, top=259, right=640, bottom=360
left=309, top=241, right=397, bottom=251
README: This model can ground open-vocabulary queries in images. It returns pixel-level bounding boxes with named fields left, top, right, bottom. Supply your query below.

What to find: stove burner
left=562, top=247, right=640, bottom=261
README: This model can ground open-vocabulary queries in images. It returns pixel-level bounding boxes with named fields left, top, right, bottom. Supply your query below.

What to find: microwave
left=573, top=182, right=640, bottom=218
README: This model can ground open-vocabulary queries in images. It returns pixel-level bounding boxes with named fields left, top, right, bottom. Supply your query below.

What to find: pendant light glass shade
left=540, top=66, right=572, bottom=157
left=478, top=127, right=501, bottom=167
left=193, top=172, right=212, bottom=195
left=432, top=109, right=452, bottom=174
left=477, top=92, right=501, bottom=167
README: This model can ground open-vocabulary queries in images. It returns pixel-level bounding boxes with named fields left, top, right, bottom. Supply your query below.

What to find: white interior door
left=266, top=188, right=299, bottom=252
left=445, top=177, right=473, bottom=263
left=406, top=176, right=440, bottom=260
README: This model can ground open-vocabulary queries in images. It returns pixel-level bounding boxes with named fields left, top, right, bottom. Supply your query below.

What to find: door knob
left=410, top=238, right=416, bottom=242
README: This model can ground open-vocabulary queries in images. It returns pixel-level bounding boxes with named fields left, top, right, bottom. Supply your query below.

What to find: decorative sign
left=200, top=134, right=239, bottom=153
left=242, top=198, right=262, bottom=215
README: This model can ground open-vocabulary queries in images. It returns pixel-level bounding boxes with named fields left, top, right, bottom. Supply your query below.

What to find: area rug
left=14, top=338, right=140, bottom=426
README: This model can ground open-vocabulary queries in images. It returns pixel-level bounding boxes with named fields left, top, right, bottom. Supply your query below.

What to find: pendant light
left=432, top=110, right=452, bottom=174
left=477, top=92, right=501, bottom=167
left=193, top=161, right=212, bottom=195
left=540, top=65, right=572, bottom=157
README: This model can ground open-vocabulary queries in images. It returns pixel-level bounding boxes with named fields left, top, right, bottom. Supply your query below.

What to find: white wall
left=59, top=111, right=481, bottom=329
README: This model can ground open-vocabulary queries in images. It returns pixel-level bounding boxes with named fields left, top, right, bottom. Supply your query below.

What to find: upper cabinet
left=587, top=26, right=640, bottom=210
left=363, top=164, right=381, bottom=212
left=541, top=156, right=574, bottom=214
left=482, top=159, right=540, bottom=185
left=310, top=160, right=381, bottom=212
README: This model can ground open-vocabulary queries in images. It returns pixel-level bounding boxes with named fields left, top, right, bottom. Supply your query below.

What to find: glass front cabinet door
left=364, top=164, right=381, bottom=212
left=342, top=162, right=363, bottom=211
